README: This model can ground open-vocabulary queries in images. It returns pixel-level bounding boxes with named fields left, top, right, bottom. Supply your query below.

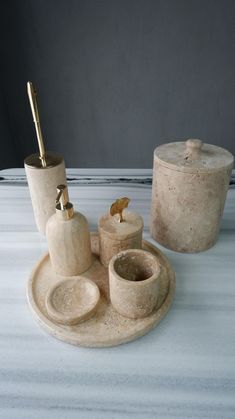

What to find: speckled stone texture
left=25, top=157, right=67, bottom=234
left=27, top=233, right=175, bottom=347
left=98, top=210, right=143, bottom=267
left=150, top=140, right=234, bottom=252
left=45, top=277, right=100, bottom=325
left=109, top=249, right=161, bottom=319
left=46, top=212, right=92, bottom=276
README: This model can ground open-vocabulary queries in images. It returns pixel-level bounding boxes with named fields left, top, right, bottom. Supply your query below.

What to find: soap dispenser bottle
left=46, top=184, right=92, bottom=276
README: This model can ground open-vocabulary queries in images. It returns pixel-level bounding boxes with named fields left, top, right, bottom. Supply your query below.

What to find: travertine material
left=109, top=249, right=161, bottom=319
left=24, top=152, right=67, bottom=234
left=98, top=210, right=143, bottom=267
left=46, top=277, right=100, bottom=325
left=26, top=233, right=175, bottom=347
left=46, top=212, right=92, bottom=276
left=150, top=139, right=234, bottom=252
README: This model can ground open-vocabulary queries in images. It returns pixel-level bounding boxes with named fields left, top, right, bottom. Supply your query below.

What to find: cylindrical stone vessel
left=98, top=210, right=143, bottom=267
left=109, top=249, right=161, bottom=319
left=150, top=139, right=234, bottom=252
left=24, top=152, right=67, bottom=234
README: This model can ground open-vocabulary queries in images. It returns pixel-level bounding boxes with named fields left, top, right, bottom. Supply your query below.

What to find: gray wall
left=1, top=0, right=235, bottom=169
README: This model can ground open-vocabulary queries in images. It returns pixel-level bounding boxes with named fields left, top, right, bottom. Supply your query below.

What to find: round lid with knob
left=154, top=139, right=234, bottom=173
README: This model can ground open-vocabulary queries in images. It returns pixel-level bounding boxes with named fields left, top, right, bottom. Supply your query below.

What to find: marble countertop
left=0, top=168, right=235, bottom=419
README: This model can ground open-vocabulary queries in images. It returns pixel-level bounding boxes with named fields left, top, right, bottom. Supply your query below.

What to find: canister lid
left=98, top=210, right=143, bottom=239
left=24, top=151, right=64, bottom=168
left=154, top=139, right=234, bottom=173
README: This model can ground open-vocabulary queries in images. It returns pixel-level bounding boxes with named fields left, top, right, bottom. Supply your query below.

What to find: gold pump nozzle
left=55, top=185, right=74, bottom=220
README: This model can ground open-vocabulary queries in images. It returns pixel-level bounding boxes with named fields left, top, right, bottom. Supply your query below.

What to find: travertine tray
left=27, top=232, right=175, bottom=347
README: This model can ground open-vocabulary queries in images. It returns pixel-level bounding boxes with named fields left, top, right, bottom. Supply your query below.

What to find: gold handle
left=27, top=81, right=46, bottom=167
left=110, top=197, right=130, bottom=223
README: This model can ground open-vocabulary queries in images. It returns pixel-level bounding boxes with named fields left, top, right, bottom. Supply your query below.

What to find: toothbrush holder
left=109, top=249, right=161, bottom=319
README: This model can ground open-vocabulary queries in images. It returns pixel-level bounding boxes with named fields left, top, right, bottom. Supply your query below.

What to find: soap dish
left=46, top=277, right=100, bottom=325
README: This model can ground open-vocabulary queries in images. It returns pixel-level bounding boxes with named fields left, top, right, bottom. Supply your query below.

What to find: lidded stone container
left=98, top=210, right=143, bottom=267
left=150, top=139, right=234, bottom=253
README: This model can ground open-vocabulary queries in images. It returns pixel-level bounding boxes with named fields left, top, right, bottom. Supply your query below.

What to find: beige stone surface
left=46, top=212, right=92, bottom=276
left=45, top=277, right=100, bottom=325
left=98, top=210, right=143, bottom=267
left=25, top=157, right=67, bottom=234
left=109, top=249, right=161, bottom=319
left=26, top=233, right=175, bottom=347
left=150, top=140, right=234, bottom=252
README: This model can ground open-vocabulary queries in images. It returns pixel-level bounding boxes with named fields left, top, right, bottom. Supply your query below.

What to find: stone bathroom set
left=25, top=82, right=234, bottom=347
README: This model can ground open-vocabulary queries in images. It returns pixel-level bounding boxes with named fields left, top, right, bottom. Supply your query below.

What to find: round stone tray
left=27, top=232, right=175, bottom=347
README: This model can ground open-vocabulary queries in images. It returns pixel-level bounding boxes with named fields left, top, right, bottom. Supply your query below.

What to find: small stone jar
left=150, top=139, right=234, bottom=252
left=109, top=249, right=161, bottom=319
left=98, top=210, right=143, bottom=267
left=24, top=152, right=67, bottom=234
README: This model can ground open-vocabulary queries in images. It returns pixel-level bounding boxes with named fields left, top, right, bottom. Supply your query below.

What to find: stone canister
left=24, top=152, right=67, bottom=234
left=150, top=139, right=234, bottom=252
left=98, top=202, right=143, bottom=268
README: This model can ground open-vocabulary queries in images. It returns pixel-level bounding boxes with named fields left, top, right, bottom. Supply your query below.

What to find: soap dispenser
left=46, top=184, right=92, bottom=276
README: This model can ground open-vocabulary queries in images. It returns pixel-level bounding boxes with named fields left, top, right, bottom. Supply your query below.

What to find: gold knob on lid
left=110, top=197, right=130, bottom=223
left=185, top=139, right=203, bottom=159
left=55, top=185, right=74, bottom=220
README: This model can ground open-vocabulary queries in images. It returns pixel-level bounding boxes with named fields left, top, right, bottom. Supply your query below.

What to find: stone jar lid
left=98, top=210, right=143, bottom=240
left=154, top=139, right=234, bottom=174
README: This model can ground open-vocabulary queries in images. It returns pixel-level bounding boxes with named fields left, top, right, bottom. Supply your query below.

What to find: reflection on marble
left=0, top=169, right=235, bottom=419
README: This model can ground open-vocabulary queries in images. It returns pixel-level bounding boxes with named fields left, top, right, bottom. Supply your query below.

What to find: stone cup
left=109, top=249, right=161, bottom=319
